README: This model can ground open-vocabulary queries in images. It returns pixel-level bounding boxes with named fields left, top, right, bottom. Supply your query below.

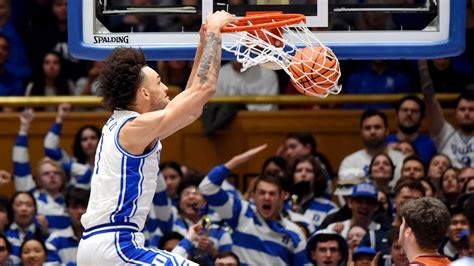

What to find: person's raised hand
left=56, top=103, right=71, bottom=123
left=225, top=144, right=268, bottom=170
left=19, top=108, right=34, bottom=134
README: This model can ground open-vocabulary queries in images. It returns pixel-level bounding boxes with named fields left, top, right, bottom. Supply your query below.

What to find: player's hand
left=19, top=108, right=34, bottom=134
left=205, top=11, right=236, bottom=31
left=225, top=144, right=268, bottom=170
left=0, top=170, right=12, bottom=186
left=56, top=103, right=71, bottom=123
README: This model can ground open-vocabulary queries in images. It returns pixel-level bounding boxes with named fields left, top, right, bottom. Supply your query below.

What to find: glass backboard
left=69, top=0, right=466, bottom=60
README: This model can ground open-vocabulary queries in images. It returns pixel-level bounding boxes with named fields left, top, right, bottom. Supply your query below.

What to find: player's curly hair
left=98, top=47, right=146, bottom=111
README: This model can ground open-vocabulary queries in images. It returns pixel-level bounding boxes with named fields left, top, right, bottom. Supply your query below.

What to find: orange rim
left=222, top=13, right=306, bottom=33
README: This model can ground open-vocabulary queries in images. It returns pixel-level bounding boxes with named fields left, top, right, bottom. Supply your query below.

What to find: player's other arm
left=120, top=12, right=235, bottom=152
left=418, top=60, right=445, bottom=136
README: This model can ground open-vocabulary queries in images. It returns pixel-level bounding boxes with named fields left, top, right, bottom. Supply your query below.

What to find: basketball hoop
left=222, top=13, right=342, bottom=98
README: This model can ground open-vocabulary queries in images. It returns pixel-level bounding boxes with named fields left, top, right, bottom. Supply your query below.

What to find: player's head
left=284, top=132, right=317, bottom=163
left=290, top=155, right=326, bottom=197
left=99, top=47, right=169, bottom=112
left=400, top=155, right=425, bottom=180
left=252, top=174, right=286, bottom=221
left=65, top=188, right=90, bottom=229
left=395, top=95, right=425, bottom=135
left=306, top=229, right=348, bottom=266
left=398, top=198, right=450, bottom=253
left=73, top=125, right=101, bottom=164
left=359, top=109, right=388, bottom=150
left=454, top=90, right=474, bottom=133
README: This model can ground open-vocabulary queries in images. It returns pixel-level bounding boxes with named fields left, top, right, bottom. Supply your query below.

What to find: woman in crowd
left=6, top=192, right=47, bottom=265
left=25, top=51, right=74, bottom=97
left=43, top=104, right=100, bottom=189
left=427, top=154, right=452, bottom=191
left=160, top=161, right=184, bottom=206
left=440, top=167, right=461, bottom=208
left=19, top=238, right=47, bottom=266
left=286, top=154, right=338, bottom=233
left=420, top=179, right=437, bottom=198
left=368, top=153, right=394, bottom=194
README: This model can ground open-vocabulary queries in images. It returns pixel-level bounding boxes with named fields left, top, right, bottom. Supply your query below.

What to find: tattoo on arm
left=197, top=32, right=222, bottom=85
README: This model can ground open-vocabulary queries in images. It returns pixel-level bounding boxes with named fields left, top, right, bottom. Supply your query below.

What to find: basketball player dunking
left=76, top=11, right=235, bottom=265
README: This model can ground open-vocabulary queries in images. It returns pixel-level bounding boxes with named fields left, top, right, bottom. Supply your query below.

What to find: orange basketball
left=289, top=46, right=340, bottom=96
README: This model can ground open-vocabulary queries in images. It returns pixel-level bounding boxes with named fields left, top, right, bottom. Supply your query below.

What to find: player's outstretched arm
left=184, top=26, right=206, bottom=90
left=418, top=60, right=445, bottom=136
left=120, top=12, right=235, bottom=151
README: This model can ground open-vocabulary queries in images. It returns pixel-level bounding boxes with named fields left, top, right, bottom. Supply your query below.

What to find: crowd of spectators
left=0, top=82, right=472, bottom=264
left=1, top=0, right=473, bottom=111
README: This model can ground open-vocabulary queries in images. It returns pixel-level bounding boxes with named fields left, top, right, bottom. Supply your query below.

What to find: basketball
left=289, top=46, right=340, bottom=96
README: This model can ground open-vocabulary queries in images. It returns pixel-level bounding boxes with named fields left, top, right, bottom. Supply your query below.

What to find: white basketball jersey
left=81, top=110, right=161, bottom=231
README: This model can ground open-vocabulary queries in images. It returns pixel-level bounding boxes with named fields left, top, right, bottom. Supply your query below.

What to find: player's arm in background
left=119, top=11, right=235, bottom=153
left=418, top=60, right=445, bottom=136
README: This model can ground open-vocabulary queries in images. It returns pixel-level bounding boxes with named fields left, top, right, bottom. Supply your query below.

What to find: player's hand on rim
left=205, top=11, right=236, bottom=31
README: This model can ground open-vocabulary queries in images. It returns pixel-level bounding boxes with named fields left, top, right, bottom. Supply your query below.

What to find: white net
left=222, top=19, right=342, bottom=98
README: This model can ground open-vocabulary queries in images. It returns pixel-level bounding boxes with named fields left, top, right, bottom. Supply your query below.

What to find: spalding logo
left=93, top=36, right=129, bottom=44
